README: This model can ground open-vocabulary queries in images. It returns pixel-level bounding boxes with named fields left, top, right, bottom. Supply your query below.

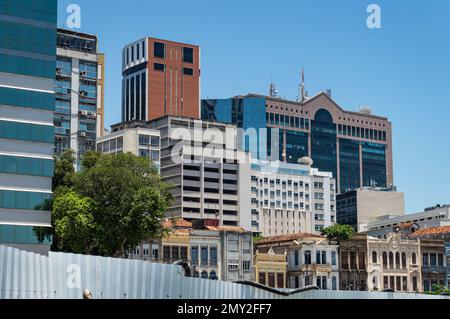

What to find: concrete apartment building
left=256, top=233, right=340, bottom=290
left=337, top=187, right=405, bottom=232
left=130, top=219, right=254, bottom=282
left=339, top=234, right=422, bottom=292
left=0, top=0, right=57, bottom=254
left=364, top=204, right=450, bottom=238
left=202, top=92, right=393, bottom=194
left=122, top=37, right=200, bottom=122
left=96, top=126, right=161, bottom=171
left=250, top=159, right=336, bottom=236
left=55, top=29, right=105, bottom=168
left=112, top=116, right=252, bottom=230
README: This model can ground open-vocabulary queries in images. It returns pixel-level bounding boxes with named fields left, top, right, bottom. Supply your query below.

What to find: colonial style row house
left=339, top=234, right=422, bottom=292
left=129, top=219, right=254, bottom=282
left=255, top=233, right=339, bottom=290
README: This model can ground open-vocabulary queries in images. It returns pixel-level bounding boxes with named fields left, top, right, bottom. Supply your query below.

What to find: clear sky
left=57, top=0, right=450, bottom=214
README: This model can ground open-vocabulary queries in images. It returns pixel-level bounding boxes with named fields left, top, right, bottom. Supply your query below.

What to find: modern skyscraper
left=122, top=37, right=200, bottom=122
left=55, top=29, right=105, bottom=168
left=0, top=0, right=57, bottom=253
left=202, top=92, right=394, bottom=194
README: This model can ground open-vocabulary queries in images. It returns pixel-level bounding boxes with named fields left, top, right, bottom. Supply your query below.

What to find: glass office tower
left=202, top=92, right=393, bottom=194
left=0, top=0, right=57, bottom=254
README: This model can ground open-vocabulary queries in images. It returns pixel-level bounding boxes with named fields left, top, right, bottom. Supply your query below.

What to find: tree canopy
left=39, top=150, right=172, bottom=257
left=321, top=224, right=355, bottom=243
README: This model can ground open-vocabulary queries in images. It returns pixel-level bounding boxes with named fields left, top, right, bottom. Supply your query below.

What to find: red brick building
left=122, top=37, right=200, bottom=122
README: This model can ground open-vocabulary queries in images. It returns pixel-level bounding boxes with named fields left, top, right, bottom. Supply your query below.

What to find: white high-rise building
left=250, top=159, right=336, bottom=237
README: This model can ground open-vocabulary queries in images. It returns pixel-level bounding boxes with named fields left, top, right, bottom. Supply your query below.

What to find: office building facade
left=250, top=159, right=336, bottom=236
left=0, top=0, right=57, bottom=253
left=336, top=187, right=405, bottom=232
left=111, top=117, right=252, bottom=230
left=55, top=29, right=105, bottom=168
left=96, top=126, right=160, bottom=171
left=122, top=37, right=200, bottom=122
left=202, top=92, right=393, bottom=194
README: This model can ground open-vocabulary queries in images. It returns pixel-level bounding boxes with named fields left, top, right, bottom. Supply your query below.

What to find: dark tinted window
left=154, top=42, right=165, bottom=58
left=183, top=67, right=193, bottom=76
left=183, top=47, right=194, bottom=63
left=154, top=63, right=165, bottom=71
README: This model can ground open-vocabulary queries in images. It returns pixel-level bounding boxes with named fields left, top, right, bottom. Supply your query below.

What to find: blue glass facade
left=362, top=142, right=387, bottom=187
left=202, top=97, right=268, bottom=159
left=311, top=109, right=337, bottom=180
left=339, top=138, right=360, bottom=192
left=0, top=0, right=57, bottom=250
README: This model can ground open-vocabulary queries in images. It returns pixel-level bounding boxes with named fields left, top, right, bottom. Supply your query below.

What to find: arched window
left=201, top=271, right=208, bottom=279
left=372, top=252, right=378, bottom=263
left=401, top=253, right=407, bottom=269
left=389, top=252, right=394, bottom=269
left=395, top=252, right=400, bottom=269
left=193, top=271, right=200, bottom=278
left=382, top=252, right=388, bottom=268
left=412, top=253, right=417, bottom=265
left=209, top=271, right=218, bottom=280
left=314, top=109, right=334, bottom=123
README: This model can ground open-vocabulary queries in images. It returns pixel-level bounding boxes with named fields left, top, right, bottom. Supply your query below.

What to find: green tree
left=52, top=188, right=97, bottom=254
left=321, top=224, right=355, bottom=243
left=47, top=151, right=172, bottom=257
left=52, top=149, right=76, bottom=190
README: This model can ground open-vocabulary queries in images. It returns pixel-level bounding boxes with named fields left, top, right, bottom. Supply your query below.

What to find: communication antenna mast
left=269, top=73, right=279, bottom=98
left=297, top=67, right=306, bottom=102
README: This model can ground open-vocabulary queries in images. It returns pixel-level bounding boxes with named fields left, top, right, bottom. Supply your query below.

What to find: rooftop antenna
left=269, top=74, right=278, bottom=98
left=297, top=67, right=306, bottom=103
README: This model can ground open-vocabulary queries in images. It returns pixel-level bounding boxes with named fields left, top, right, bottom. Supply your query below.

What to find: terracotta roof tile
left=257, top=233, right=324, bottom=245
left=205, top=226, right=247, bottom=233
left=163, top=219, right=192, bottom=229
left=410, top=226, right=450, bottom=237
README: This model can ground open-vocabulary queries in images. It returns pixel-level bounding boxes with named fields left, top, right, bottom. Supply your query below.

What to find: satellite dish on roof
left=298, top=157, right=313, bottom=166
left=359, top=106, right=373, bottom=115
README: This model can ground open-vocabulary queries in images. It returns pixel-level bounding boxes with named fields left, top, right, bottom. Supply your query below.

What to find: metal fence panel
left=0, top=246, right=448, bottom=300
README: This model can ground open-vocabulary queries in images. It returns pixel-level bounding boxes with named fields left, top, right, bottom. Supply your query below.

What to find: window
left=350, top=252, right=357, bottom=269
left=154, top=63, right=165, bottom=71
left=395, top=252, right=400, bottom=269
left=183, top=47, right=194, bottom=63
left=389, top=252, right=394, bottom=268
left=294, top=251, right=299, bottom=266
left=210, top=246, right=217, bottom=266
left=154, top=42, right=165, bottom=58
left=243, top=261, right=251, bottom=272
left=372, top=251, right=377, bottom=264
left=412, top=253, right=417, bottom=265
left=191, top=246, right=198, bottom=265
left=331, top=251, right=337, bottom=266
left=228, top=264, right=238, bottom=272
left=332, top=277, right=337, bottom=290
left=277, top=273, right=284, bottom=288
left=183, top=67, right=194, bottom=76
left=382, top=252, right=388, bottom=268
left=322, top=251, right=327, bottom=264
left=259, top=272, right=266, bottom=285
left=423, top=253, right=429, bottom=266
left=304, top=251, right=311, bottom=265
left=201, top=246, right=208, bottom=266
left=401, top=252, right=407, bottom=269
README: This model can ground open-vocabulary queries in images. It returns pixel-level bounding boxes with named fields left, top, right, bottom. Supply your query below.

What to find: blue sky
left=57, top=0, right=450, bottom=213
